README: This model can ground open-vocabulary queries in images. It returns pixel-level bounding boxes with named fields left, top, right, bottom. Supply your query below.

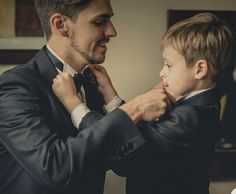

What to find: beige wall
left=1, top=0, right=236, bottom=194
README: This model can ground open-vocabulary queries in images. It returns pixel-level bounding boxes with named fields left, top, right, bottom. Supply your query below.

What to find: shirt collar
left=47, top=44, right=77, bottom=76
left=183, top=87, right=214, bottom=100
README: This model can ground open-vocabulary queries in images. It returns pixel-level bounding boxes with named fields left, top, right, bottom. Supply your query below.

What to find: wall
left=1, top=0, right=236, bottom=194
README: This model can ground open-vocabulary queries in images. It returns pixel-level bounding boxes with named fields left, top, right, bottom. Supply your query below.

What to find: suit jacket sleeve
left=138, top=105, right=198, bottom=151
left=0, top=72, right=146, bottom=192
left=115, top=104, right=219, bottom=176
left=79, top=106, right=198, bottom=176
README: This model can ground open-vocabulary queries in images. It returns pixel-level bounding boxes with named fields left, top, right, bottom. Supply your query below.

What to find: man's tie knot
left=73, top=67, right=96, bottom=91
left=73, top=73, right=86, bottom=91
left=72, top=67, right=105, bottom=113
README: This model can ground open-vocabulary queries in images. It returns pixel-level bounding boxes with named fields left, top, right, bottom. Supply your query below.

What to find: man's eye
left=94, top=18, right=109, bottom=26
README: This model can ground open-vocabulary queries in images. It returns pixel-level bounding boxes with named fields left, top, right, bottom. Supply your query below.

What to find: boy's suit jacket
left=80, top=88, right=221, bottom=194
left=0, top=46, right=146, bottom=194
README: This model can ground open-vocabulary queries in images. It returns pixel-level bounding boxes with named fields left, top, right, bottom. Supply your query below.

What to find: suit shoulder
left=171, top=103, right=218, bottom=116
left=168, top=103, right=219, bottom=130
left=169, top=104, right=198, bottom=119
left=0, top=62, right=39, bottom=84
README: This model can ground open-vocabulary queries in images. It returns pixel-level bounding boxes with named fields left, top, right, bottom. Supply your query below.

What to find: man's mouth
left=98, top=39, right=109, bottom=47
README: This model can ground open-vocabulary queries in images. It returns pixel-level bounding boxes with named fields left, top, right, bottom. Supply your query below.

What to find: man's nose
left=105, top=20, right=117, bottom=38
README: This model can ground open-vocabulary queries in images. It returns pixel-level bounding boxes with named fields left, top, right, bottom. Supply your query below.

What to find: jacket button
left=126, top=142, right=133, bottom=151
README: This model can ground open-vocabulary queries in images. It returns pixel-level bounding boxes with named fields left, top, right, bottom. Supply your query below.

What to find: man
left=0, top=0, right=169, bottom=194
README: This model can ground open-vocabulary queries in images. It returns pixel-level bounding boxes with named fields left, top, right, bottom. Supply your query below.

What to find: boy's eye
left=165, top=63, right=171, bottom=68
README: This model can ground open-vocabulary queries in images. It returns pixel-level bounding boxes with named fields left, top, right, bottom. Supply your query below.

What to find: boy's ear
left=50, top=13, right=69, bottom=37
left=194, top=59, right=208, bottom=80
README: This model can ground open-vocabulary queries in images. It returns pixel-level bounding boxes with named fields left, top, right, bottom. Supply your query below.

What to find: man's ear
left=50, top=13, right=69, bottom=37
left=194, top=59, right=208, bottom=80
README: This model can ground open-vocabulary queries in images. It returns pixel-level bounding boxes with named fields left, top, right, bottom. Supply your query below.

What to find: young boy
left=52, top=12, right=236, bottom=194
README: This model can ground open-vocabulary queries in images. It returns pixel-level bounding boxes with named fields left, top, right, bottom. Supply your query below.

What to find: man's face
left=67, top=0, right=117, bottom=64
left=160, top=46, right=196, bottom=100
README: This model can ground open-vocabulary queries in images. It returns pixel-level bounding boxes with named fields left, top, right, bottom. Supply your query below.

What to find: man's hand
left=89, top=64, right=118, bottom=104
left=120, top=88, right=172, bottom=123
left=52, top=73, right=82, bottom=113
left=151, top=82, right=176, bottom=105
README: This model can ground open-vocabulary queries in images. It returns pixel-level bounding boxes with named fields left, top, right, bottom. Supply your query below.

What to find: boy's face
left=160, top=46, right=197, bottom=100
left=67, top=0, right=117, bottom=64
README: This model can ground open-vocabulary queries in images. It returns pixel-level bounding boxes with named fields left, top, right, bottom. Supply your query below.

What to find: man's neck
left=47, top=39, right=86, bottom=73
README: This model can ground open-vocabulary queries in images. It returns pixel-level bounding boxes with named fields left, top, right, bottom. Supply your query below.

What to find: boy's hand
left=89, top=64, right=118, bottom=104
left=52, top=73, right=82, bottom=113
left=120, top=88, right=170, bottom=123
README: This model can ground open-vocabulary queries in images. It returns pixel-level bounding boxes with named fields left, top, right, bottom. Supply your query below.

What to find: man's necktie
left=73, top=67, right=105, bottom=114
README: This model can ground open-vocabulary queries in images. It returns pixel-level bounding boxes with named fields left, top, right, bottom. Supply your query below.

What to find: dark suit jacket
left=0, top=46, right=146, bottom=194
left=80, top=89, right=221, bottom=194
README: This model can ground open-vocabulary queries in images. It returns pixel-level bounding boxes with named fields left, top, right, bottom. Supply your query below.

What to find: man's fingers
left=164, top=90, right=176, bottom=105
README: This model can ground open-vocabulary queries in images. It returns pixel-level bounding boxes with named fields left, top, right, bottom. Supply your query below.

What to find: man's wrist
left=119, top=97, right=142, bottom=124
left=101, top=86, right=118, bottom=104
left=64, top=96, right=82, bottom=114
left=104, top=95, right=122, bottom=113
left=71, top=103, right=90, bottom=129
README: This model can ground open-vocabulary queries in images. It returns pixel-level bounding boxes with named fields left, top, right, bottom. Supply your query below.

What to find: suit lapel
left=35, top=46, right=58, bottom=89
left=34, top=47, right=78, bottom=134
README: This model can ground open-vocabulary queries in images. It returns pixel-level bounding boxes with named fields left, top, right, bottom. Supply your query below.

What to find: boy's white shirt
left=47, top=44, right=122, bottom=129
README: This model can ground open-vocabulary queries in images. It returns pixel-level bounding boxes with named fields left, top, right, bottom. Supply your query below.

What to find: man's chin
left=90, top=56, right=105, bottom=64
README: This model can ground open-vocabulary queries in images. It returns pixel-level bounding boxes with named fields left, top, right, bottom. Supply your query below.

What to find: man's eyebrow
left=96, top=13, right=114, bottom=18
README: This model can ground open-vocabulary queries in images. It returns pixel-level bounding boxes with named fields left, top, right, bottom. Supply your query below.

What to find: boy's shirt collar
left=181, top=87, right=215, bottom=101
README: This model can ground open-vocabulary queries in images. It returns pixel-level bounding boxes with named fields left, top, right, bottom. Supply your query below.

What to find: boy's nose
left=159, top=68, right=165, bottom=78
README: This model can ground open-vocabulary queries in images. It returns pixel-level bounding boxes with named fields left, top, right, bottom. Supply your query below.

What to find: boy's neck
left=194, top=79, right=215, bottom=91
left=180, top=80, right=215, bottom=101
left=183, top=87, right=214, bottom=101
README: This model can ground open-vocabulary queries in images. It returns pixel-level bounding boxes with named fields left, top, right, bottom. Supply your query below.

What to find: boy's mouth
left=162, top=81, right=169, bottom=89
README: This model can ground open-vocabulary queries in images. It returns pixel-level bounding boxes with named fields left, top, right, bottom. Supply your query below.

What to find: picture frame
left=167, top=10, right=236, bottom=33
left=0, top=0, right=45, bottom=65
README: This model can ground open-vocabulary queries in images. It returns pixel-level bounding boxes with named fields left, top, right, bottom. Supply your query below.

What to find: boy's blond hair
left=161, top=12, right=235, bottom=84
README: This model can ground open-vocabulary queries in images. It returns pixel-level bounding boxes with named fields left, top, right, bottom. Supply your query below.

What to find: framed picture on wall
left=0, top=0, right=44, bottom=65
left=167, top=10, right=236, bottom=34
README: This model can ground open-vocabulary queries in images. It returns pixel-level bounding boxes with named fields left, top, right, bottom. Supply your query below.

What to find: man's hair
left=161, top=12, right=236, bottom=84
left=34, top=0, right=91, bottom=40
